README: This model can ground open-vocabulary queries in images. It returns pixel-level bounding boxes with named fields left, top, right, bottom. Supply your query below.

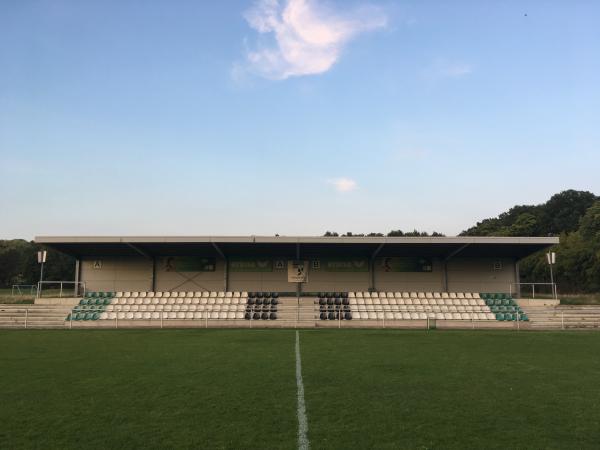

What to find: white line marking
left=296, top=330, right=310, bottom=450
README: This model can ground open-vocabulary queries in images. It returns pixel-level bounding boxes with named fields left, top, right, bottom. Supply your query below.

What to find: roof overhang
left=35, top=235, right=559, bottom=260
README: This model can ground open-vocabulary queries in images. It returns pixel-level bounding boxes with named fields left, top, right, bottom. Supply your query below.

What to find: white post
left=70, top=311, right=73, bottom=329
left=532, top=284, right=535, bottom=299
left=59, top=282, right=63, bottom=298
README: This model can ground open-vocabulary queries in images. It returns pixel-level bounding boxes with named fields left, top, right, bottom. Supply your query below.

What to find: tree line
left=0, top=240, right=74, bottom=288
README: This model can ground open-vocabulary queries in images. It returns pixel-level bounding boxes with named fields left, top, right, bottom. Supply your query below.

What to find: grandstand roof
left=35, top=236, right=559, bottom=259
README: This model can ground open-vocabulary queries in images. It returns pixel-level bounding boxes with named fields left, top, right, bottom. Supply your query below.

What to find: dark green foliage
left=462, top=190, right=598, bottom=237
left=462, top=191, right=600, bottom=293
left=323, top=230, right=446, bottom=237
left=0, top=240, right=74, bottom=288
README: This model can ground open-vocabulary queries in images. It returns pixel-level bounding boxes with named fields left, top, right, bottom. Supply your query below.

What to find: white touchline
left=296, top=330, right=310, bottom=450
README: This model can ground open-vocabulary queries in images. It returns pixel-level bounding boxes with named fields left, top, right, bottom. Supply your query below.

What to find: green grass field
left=1, top=330, right=600, bottom=449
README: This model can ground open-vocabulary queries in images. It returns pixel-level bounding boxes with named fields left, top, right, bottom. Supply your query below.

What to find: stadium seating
left=245, top=292, right=279, bottom=320
left=479, top=293, right=528, bottom=321
left=316, top=292, right=353, bottom=321
left=332, top=292, right=522, bottom=321
left=69, top=290, right=525, bottom=325
left=67, top=291, right=255, bottom=322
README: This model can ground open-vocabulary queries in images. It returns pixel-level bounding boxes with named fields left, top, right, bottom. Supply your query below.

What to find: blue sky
left=1, top=0, right=599, bottom=239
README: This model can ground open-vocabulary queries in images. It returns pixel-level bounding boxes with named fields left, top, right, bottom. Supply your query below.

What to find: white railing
left=11, top=285, right=37, bottom=296
left=510, top=282, right=558, bottom=300
left=37, top=281, right=86, bottom=298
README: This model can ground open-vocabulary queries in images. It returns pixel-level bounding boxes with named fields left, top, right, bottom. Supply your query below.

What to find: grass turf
left=1, top=330, right=600, bottom=449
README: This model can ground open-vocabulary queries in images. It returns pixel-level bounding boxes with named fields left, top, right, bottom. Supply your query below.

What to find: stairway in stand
left=272, top=297, right=316, bottom=327
left=521, top=304, right=600, bottom=329
left=0, top=304, right=71, bottom=329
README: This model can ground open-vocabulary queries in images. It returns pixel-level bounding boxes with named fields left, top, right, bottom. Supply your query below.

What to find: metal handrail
left=37, top=281, right=86, bottom=298
left=510, top=282, right=557, bottom=300
left=11, top=285, right=37, bottom=296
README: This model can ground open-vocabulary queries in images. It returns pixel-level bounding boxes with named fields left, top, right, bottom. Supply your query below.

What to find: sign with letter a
left=288, top=260, right=308, bottom=283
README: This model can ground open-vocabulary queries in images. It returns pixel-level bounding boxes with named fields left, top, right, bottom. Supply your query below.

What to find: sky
left=1, top=0, right=599, bottom=239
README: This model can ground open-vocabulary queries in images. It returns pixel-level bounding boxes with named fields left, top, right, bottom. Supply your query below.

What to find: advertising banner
left=163, top=257, right=216, bottom=272
left=312, top=258, right=369, bottom=272
left=229, top=259, right=273, bottom=272
left=379, top=257, right=433, bottom=272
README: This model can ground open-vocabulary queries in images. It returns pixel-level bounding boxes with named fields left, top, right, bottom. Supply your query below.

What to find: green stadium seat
left=495, top=313, right=505, bottom=321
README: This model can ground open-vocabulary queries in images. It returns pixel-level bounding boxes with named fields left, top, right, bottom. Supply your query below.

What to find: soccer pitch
left=1, top=330, right=599, bottom=449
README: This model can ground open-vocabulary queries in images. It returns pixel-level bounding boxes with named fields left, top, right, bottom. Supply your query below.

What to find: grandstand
left=4, top=235, right=562, bottom=329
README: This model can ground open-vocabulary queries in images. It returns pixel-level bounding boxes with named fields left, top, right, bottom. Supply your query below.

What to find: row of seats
left=320, top=312, right=353, bottom=320
left=318, top=298, right=350, bottom=306
left=480, top=293, right=512, bottom=300
left=247, top=292, right=280, bottom=298
left=100, top=311, right=246, bottom=320
left=350, top=292, right=482, bottom=299
left=71, top=310, right=279, bottom=321
left=110, top=297, right=248, bottom=305
left=352, top=312, right=495, bottom=320
left=90, top=304, right=248, bottom=312
left=352, top=305, right=492, bottom=313
left=115, top=291, right=248, bottom=298
left=350, top=298, right=486, bottom=306
left=84, top=291, right=115, bottom=298
left=247, top=298, right=279, bottom=305
left=485, top=298, right=517, bottom=307
left=317, top=292, right=349, bottom=298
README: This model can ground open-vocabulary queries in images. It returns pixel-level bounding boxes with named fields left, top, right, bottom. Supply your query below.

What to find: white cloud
left=425, top=59, right=473, bottom=79
left=242, top=0, right=387, bottom=80
left=328, top=177, right=358, bottom=192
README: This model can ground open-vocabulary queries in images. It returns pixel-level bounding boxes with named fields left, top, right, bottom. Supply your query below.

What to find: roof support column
left=442, top=260, right=448, bottom=292
left=514, top=259, right=521, bottom=298
left=151, top=257, right=157, bottom=292
left=74, top=258, right=81, bottom=296
left=370, top=243, right=385, bottom=292
left=296, top=242, right=301, bottom=300
left=211, top=242, right=228, bottom=292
